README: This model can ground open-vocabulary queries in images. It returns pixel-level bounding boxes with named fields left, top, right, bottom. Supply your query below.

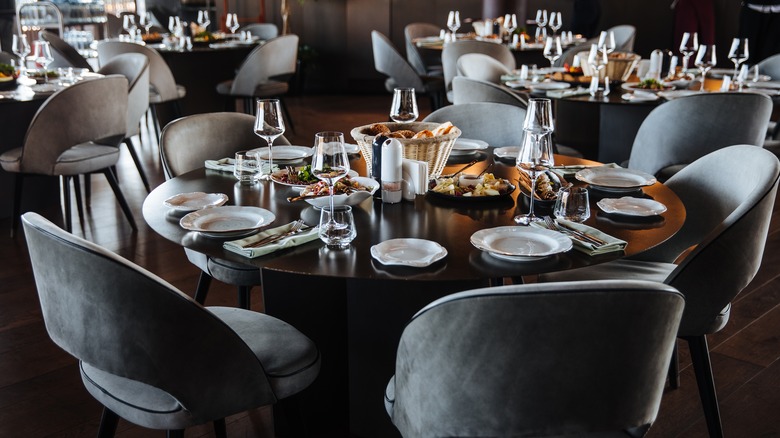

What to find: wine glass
left=503, top=14, right=517, bottom=41
left=514, top=98, right=555, bottom=225
left=389, top=87, right=418, bottom=123
left=587, top=43, right=607, bottom=79
left=12, top=34, right=30, bottom=77
left=226, top=13, right=240, bottom=35
left=32, top=40, right=54, bottom=85
left=140, top=12, right=154, bottom=34
left=122, top=14, right=137, bottom=38
left=534, top=9, right=548, bottom=42
left=253, top=99, right=285, bottom=180
left=549, top=12, right=562, bottom=35
left=728, top=38, right=749, bottom=81
left=679, top=31, right=698, bottom=71
left=543, top=36, right=562, bottom=68
left=312, top=131, right=350, bottom=225
left=447, top=11, right=460, bottom=39
left=597, top=30, right=616, bottom=54
left=197, top=10, right=211, bottom=32
left=695, top=44, right=717, bottom=91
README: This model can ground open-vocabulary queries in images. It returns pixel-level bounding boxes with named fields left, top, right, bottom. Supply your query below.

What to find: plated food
left=290, top=176, right=379, bottom=208
left=622, top=79, right=674, bottom=93
left=429, top=173, right=514, bottom=199
left=516, top=170, right=561, bottom=203
left=272, top=165, right=358, bottom=187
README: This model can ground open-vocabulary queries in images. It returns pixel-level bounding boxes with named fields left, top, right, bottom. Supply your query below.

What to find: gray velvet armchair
left=423, top=102, right=526, bottom=147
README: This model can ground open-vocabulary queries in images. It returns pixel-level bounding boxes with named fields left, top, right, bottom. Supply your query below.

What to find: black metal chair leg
left=193, top=271, right=212, bottom=305
left=686, top=335, right=724, bottom=438
left=84, top=174, right=91, bottom=207
left=97, top=407, right=119, bottom=438
left=124, top=138, right=151, bottom=192
left=73, top=175, right=85, bottom=227
left=166, top=430, right=184, bottom=438
left=213, top=418, right=227, bottom=438
left=238, top=285, right=251, bottom=310
left=668, top=341, right=680, bottom=389
left=102, top=168, right=137, bottom=231
left=150, top=105, right=161, bottom=141
left=60, top=175, right=72, bottom=232
left=10, top=174, right=24, bottom=238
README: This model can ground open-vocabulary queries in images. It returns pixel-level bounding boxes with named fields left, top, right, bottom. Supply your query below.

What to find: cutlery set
left=245, top=220, right=313, bottom=248
left=543, top=216, right=606, bottom=247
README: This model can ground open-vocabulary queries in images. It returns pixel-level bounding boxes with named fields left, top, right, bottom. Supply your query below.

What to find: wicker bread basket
left=350, top=122, right=461, bottom=179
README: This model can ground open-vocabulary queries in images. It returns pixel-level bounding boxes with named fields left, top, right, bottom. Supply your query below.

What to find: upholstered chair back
left=97, top=41, right=181, bottom=102
left=442, top=40, right=516, bottom=96
left=457, top=53, right=511, bottom=84
left=98, top=53, right=150, bottom=137
left=40, top=30, right=94, bottom=71
left=404, top=22, right=442, bottom=76
left=452, top=76, right=527, bottom=107
left=229, top=34, right=299, bottom=97
left=240, top=23, right=279, bottom=40
left=423, top=101, right=526, bottom=147
left=372, top=30, right=425, bottom=92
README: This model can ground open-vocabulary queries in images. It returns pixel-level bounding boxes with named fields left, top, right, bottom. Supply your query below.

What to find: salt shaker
left=381, top=138, right=403, bottom=204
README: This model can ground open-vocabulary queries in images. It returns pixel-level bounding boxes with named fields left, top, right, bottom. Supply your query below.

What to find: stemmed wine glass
left=514, top=98, right=555, bottom=225
left=312, top=131, right=350, bottom=225
left=168, top=16, right=183, bottom=37
left=549, top=12, right=562, bottom=35
left=32, top=40, right=54, bottom=86
left=534, top=9, right=548, bottom=42
left=543, top=36, right=562, bottom=68
left=226, top=13, right=240, bottom=36
left=728, top=38, right=749, bottom=81
left=12, top=34, right=30, bottom=77
left=140, top=12, right=154, bottom=35
left=679, top=31, right=698, bottom=71
left=503, top=14, right=517, bottom=42
left=253, top=99, right=285, bottom=180
left=122, top=14, right=137, bottom=39
left=587, top=43, right=607, bottom=80
left=197, top=10, right=211, bottom=31
left=447, top=11, right=460, bottom=40
left=597, top=30, right=616, bottom=54
left=389, top=87, right=418, bottom=122
left=695, top=44, right=717, bottom=91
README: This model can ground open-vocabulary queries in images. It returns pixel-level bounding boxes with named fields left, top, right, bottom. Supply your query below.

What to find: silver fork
left=543, top=216, right=604, bottom=247
left=247, top=219, right=305, bottom=248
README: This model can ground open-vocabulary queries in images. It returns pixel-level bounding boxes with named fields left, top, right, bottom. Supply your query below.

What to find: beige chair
left=216, top=34, right=299, bottom=126
left=160, top=112, right=291, bottom=309
left=239, top=23, right=279, bottom=40
left=404, top=22, right=443, bottom=76
left=442, top=40, right=516, bottom=102
left=22, top=211, right=319, bottom=438
left=40, top=30, right=94, bottom=71
left=385, top=280, right=684, bottom=437
left=0, top=76, right=136, bottom=235
left=539, top=145, right=780, bottom=438
left=423, top=102, right=525, bottom=147
left=97, top=53, right=152, bottom=192
left=451, top=76, right=527, bottom=108
left=97, top=40, right=187, bottom=139
left=609, top=24, right=637, bottom=52
left=456, top=53, right=512, bottom=84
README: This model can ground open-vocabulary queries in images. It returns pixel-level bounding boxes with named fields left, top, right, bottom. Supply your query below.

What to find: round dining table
left=142, top=151, right=685, bottom=437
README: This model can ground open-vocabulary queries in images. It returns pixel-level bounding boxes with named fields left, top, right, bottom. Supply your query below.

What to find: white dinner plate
left=493, top=146, right=520, bottom=161
left=746, top=81, right=780, bottom=90
left=450, top=138, right=489, bottom=156
left=370, top=238, right=448, bottom=267
left=470, top=226, right=572, bottom=261
left=180, top=206, right=275, bottom=238
left=249, top=145, right=313, bottom=162
left=505, top=80, right=533, bottom=89
left=163, top=192, right=229, bottom=212
left=657, top=89, right=702, bottom=100
left=597, top=197, right=667, bottom=217
left=621, top=92, right=659, bottom=102
left=738, top=87, right=780, bottom=96
left=575, top=167, right=656, bottom=191
left=298, top=177, right=379, bottom=208
left=529, top=81, right=571, bottom=91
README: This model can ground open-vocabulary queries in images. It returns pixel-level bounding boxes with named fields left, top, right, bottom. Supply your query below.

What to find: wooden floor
left=1, top=94, right=779, bottom=437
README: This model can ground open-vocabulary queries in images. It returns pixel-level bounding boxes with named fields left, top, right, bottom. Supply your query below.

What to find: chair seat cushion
left=54, top=142, right=120, bottom=175
left=208, top=306, right=320, bottom=400
left=0, top=147, right=22, bottom=173
left=206, top=255, right=262, bottom=286
left=149, top=84, right=186, bottom=103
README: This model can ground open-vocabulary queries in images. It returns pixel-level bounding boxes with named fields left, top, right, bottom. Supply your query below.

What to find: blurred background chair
left=40, top=30, right=94, bottom=71
left=22, top=212, right=320, bottom=438
left=0, top=76, right=135, bottom=235
left=371, top=30, right=445, bottom=110
left=97, top=53, right=152, bottom=192
left=423, top=102, right=525, bottom=147
left=160, top=112, right=291, bottom=309
left=216, top=34, right=299, bottom=129
left=442, top=40, right=516, bottom=102
left=385, top=280, right=684, bottom=437
left=456, top=53, right=511, bottom=84
left=0, top=51, right=14, bottom=64
left=627, top=92, right=772, bottom=182
left=539, top=145, right=780, bottom=438
left=404, top=22, right=443, bottom=76
left=451, top=76, right=527, bottom=108
left=608, top=24, right=637, bottom=52
left=240, top=23, right=279, bottom=40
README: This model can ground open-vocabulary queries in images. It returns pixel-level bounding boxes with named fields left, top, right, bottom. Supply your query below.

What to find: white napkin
left=402, top=158, right=429, bottom=201
left=223, top=221, right=320, bottom=258
left=532, top=218, right=626, bottom=256
left=720, top=75, right=732, bottom=91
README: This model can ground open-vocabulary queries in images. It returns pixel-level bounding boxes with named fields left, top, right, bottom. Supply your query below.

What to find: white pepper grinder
left=381, top=138, right=403, bottom=204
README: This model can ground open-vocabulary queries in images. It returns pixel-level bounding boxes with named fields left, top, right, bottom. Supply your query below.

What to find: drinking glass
left=737, top=64, right=749, bottom=92
left=549, top=12, right=562, bottom=35
left=319, top=205, right=357, bottom=249
left=122, top=14, right=137, bottom=38
left=503, top=14, right=517, bottom=41
left=534, top=9, right=548, bottom=43
left=543, top=36, right=562, bottom=68
left=514, top=98, right=555, bottom=225
left=253, top=99, right=285, bottom=180
left=597, top=30, right=616, bottom=54
left=447, top=11, right=460, bottom=38
left=679, top=31, right=698, bottom=71
left=728, top=38, right=749, bottom=80
left=233, top=150, right=259, bottom=184
left=226, top=13, right=240, bottom=35
left=312, top=131, right=350, bottom=224
left=587, top=43, right=607, bottom=79
left=197, top=10, right=211, bottom=31
left=389, top=87, right=418, bottom=122
left=32, top=41, right=54, bottom=85
left=12, top=34, right=30, bottom=76
left=554, top=186, right=590, bottom=222
left=140, top=12, right=154, bottom=34
left=695, top=44, right=716, bottom=91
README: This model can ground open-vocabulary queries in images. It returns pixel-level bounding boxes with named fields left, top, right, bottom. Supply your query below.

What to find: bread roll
left=432, top=121, right=455, bottom=136
left=413, top=130, right=434, bottom=139
left=367, top=123, right=391, bottom=135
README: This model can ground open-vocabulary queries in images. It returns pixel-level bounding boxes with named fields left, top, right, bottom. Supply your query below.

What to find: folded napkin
left=532, top=218, right=626, bottom=256
left=551, top=162, right=620, bottom=179
left=205, top=158, right=278, bottom=174
left=223, top=221, right=320, bottom=258
left=547, top=87, right=590, bottom=99
left=402, top=158, right=429, bottom=201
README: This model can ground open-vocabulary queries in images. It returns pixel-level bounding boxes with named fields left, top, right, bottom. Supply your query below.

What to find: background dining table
left=142, top=151, right=685, bottom=437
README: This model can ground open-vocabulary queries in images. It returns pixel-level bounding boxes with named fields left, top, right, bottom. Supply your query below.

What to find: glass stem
left=700, top=71, right=706, bottom=91
left=328, top=185, right=336, bottom=224
left=528, top=172, right=537, bottom=219
left=267, top=139, right=273, bottom=177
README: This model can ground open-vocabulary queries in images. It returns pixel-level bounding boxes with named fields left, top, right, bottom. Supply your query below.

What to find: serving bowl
left=298, top=177, right=379, bottom=208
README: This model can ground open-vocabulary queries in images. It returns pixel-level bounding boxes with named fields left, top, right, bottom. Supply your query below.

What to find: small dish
left=180, top=206, right=275, bottom=238
left=370, top=238, right=448, bottom=267
left=271, top=168, right=358, bottom=187
left=493, top=146, right=520, bottom=162
left=597, top=197, right=667, bottom=217
left=575, top=167, right=656, bottom=190
left=164, top=192, right=229, bottom=212
left=621, top=92, right=659, bottom=102
left=450, top=138, right=489, bottom=156
left=470, top=226, right=572, bottom=261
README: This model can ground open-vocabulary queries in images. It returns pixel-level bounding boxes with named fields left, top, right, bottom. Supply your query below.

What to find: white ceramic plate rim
left=302, top=177, right=380, bottom=208
left=529, top=81, right=571, bottom=91
left=621, top=92, right=658, bottom=102
left=452, top=138, right=489, bottom=151
left=470, top=226, right=572, bottom=260
left=657, top=89, right=702, bottom=100
left=493, top=146, right=520, bottom=159
left=164, top=192, right=229, bottom=211
left=597, top=197, right=667, bottom=216
left=249, top=145, right=313, bottom=161
left=370, top=238, right=448, bottom=267
left=575, top=167, right=656, bottom=188
left=620, top=82, right=674, bottom=93
left=179, top=206, right=275, bottom=235
left=746, top=80, right=780, bottom=89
